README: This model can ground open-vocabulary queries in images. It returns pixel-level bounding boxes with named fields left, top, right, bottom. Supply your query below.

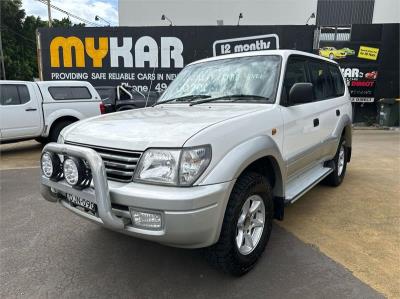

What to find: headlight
left=134, top=145, right=211, bottom=186
left=179, top=146, right=211, bottom=186
left=63, top=157, right=92, bottom=188
left=134, top=149, right=180, bottom=185
left=41, top=152, right=63, bottom=181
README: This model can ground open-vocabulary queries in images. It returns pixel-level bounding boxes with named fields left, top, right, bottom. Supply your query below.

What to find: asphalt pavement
left=0, top=168, right=383, bottom=298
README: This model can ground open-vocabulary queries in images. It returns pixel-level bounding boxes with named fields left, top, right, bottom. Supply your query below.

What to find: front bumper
left=40, top=143, right=234, bottom=248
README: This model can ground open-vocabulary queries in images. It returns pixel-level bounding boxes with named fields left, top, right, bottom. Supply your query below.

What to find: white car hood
left=63, top=104, right=265, bottom=151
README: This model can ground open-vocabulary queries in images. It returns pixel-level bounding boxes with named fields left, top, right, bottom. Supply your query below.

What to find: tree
left=0, top=0, right=85, bottom=80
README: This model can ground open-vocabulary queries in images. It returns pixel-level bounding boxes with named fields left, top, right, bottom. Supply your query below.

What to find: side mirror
left=288, top=83, right=314, bottom=105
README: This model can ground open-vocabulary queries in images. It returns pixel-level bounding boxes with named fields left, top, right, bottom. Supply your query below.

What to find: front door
left=0, top=83, right=42, bottom=140
left=280, top=56, right=323, bottom=180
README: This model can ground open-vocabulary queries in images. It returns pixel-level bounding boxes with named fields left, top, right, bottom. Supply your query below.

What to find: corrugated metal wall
left=316, top=0, right=375, bottom=26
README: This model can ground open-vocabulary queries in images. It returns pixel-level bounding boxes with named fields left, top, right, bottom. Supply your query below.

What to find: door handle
left=25, top=108, right=37, bottom=111
left=313, top=118, right=319, bottom=127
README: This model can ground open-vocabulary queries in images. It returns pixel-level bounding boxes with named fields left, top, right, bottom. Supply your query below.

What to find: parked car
left=365, top=71, right=378, bottom=80
left=319, top=47, right=347, bottom=60
left=40, top=50, right=352, bottom=275
left=95, top=85, right=159, bottom=113
left=340, top=47, right=355, bottom=55
left=0, top=81, right=103, bottom=143
left=94, top=86, right=116, bottom=114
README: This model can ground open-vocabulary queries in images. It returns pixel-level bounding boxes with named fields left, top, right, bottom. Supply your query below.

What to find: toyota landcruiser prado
left=40, top=50, right=352, bottom=275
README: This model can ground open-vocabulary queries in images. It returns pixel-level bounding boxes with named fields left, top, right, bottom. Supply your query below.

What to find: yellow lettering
left=85, top=37, right=108, bottom=67
left=50, top=36, right=85, bottom=67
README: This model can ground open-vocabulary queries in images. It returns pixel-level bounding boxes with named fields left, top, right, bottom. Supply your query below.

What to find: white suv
left=40, top=50, right=352, bottom=275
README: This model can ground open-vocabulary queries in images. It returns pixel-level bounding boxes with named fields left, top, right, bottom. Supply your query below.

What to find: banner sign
left=317, top=41, right=381, bottom=103
left=37, top=26, right=314, bottom=92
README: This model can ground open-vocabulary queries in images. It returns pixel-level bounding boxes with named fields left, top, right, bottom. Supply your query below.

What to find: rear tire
left=205, top=172, right=274, bottom=276
left=324, top=137, right=347, bottom=186
left=48, top=120, right=74, bottom=143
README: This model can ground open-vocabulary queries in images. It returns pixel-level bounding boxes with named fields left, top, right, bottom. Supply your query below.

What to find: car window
left=18, top=85, right=31, bottom=104
left=48, top=86, right=92, bottom=100
left=281, top=57, right=309, bottom=104
left=328, top=64, right=345, bottom=97
left=308, top=60, right=334, bottom=101
left=96, top=88, right=115, bottom=105
left=0, top=85, right=21, bottom=105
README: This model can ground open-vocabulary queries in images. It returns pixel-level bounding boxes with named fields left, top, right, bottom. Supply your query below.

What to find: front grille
left=66, top=142, right=142, bottom=183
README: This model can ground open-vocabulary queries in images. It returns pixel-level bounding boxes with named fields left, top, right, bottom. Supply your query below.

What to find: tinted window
left=96, top=88, right=115, bottom=104
left=49, top=86, right=92, bottom=100
left=0, top=85, right=21, bottom=105
left=328, top=65, right=345, bottom=96
left=308, top=60, right=334, bottom=100
left=18, top=85, right=30, bottom=104
left=282, top=57, right=309, bottom=104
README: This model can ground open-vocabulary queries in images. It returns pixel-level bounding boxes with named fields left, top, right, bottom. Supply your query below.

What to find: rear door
left=280, top=56, right=323, bottom=179
left=307, top=59, right=346, bottom=159
left=0, top=83, right=42, bottom=140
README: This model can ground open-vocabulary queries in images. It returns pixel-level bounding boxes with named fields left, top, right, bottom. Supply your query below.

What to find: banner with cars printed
left=37, top=26, right=314, bottom=92
left=317, top=42, right=381, bottom=102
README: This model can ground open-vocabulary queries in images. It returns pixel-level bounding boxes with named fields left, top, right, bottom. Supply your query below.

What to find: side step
left=284, top=164, right=333, bottom=205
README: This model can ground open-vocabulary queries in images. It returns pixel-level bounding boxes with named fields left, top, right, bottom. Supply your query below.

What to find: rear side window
left=282, top=57, right=309, bottom=104
left=328, top=65, right=345, bottom=97
left=0, top=84, right=30, bottom=105
left=308, top=60, right=335, bottom=100
left=48, top=86, right=92, bottom=100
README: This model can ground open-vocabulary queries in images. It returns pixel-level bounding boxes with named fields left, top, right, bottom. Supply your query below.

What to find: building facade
left=119, top=0, right=399, bottom=27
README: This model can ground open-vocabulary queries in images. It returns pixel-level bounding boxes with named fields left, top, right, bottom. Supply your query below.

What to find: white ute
left=40, top=50, right=352, bottom=275
left=0, top=81, right=103, bottom=143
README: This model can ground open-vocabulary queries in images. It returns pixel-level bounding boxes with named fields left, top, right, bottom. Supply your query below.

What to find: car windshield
left=157, top=55, right=281, bottom=104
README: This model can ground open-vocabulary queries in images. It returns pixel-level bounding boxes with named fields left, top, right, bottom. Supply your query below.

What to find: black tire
left=35, top=137, right=48, bottom=144
left=205, top=172, right=274, bottom=276
left=48, top=120, right=73, bottom=143
left=324, top=137, right=347, bottom=186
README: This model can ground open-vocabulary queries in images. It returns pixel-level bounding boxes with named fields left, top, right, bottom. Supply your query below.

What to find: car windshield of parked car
left=158, top=55, right=281, bottom=104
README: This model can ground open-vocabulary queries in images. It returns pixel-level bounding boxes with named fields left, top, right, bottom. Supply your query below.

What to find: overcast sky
left=22, top=0, right=119, bottom=26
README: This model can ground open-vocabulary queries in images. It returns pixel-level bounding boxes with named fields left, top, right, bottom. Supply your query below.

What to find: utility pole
left=47, top=0, right=52, bottom=27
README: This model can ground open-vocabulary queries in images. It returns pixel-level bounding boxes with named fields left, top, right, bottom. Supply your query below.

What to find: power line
left=0, top=25, right=36, bottom=44
left=35, top=0, right=99, bottom=27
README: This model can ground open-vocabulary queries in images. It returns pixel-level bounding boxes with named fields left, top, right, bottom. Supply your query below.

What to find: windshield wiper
left=189, top=94, right=270, bottom=106
left=153, top=94, right=211, bottom=106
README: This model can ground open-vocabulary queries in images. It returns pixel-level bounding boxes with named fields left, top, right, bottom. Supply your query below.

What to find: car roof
left=35, top=81, right=93, bottom=87
left=188, top=49, right=338, bottom=66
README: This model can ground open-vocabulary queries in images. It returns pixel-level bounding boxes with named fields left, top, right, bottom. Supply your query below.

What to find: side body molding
left=200, top=135, right=286, bottom=197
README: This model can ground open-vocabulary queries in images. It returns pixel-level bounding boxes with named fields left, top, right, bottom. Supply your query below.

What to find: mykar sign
left=50, top=36, right=184, bottom=69
left=38, top=26, right=315, bottom=89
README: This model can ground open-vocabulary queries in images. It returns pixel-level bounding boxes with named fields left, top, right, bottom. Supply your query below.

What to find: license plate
left=66, top=193, right=97, bottom=212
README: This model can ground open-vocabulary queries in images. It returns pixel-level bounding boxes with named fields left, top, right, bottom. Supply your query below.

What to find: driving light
left=134, top=149, right=180, bottom=185
left=179, top=146, right=211, bottom=186
left=41, top=152, right=63, bottom=181
left=63, top=158, right=79, bottom=185
left=63, top=157, right=92, bottom=189
left=129, top=208, right=163, bottom=230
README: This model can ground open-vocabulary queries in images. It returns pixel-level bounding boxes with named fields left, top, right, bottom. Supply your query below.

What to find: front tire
left=205, top=172, right=274, bottom=276
left=324, top=137, right=348, bottom=186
